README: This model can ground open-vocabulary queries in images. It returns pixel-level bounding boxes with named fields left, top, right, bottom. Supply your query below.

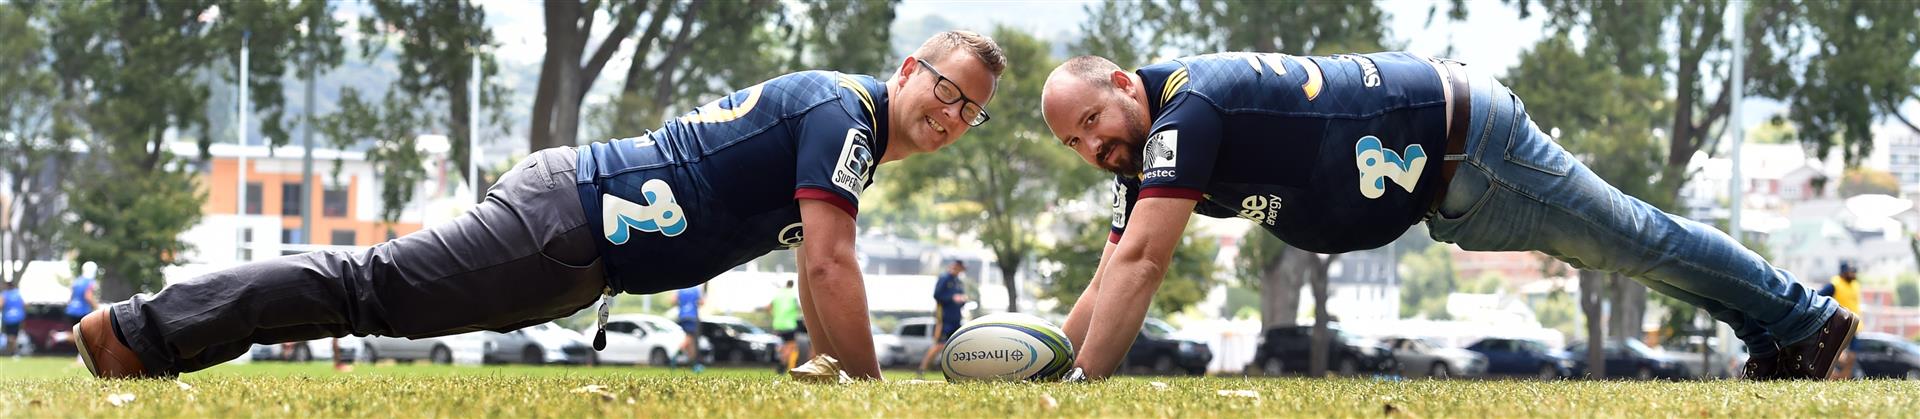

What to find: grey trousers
left=112, top=147, right=607, bottom=375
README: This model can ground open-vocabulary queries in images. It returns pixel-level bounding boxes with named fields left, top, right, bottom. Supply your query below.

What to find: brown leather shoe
left=1742, top=351, right=1783, bottom=381
left=1777, top=307, right=1857, bottom=380
left=73, top=308, right=152, bottom=379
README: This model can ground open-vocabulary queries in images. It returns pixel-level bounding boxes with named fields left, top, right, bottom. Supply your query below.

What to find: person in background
left=65, top=261, right=98, bottom=326
left=1818, top=261, right=1862, bottom=379
left=674, top=284, right=706, bottom=373
left=4, top=280, right=25, bottom=356
left=769, top=279, right=802, bottom=373
left=918, top=260, right=968, bottom=377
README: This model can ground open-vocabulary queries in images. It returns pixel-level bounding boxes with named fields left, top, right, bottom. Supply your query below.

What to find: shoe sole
left=72, top=320, right=101, bottom=377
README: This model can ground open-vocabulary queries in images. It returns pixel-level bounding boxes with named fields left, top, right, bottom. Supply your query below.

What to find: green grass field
left=4, top=356, right=1918, bottom=418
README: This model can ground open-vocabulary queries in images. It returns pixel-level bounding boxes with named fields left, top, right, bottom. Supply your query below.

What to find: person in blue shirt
left=73, top=31, right=1007, bottom=380
left=673, top=285, right=704, bottom=369
left=917, top=260, right=969, bottom=376
left=3, top=280, right=25, bottom=356
left=1041, top=52, right=1852, bottom=381
left=65, top=262, right=98, bottom=325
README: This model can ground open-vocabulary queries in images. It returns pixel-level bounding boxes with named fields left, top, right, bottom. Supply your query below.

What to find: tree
left=35, top=1, right=334, bottom=299
left=317, top=88, right=427, bottom=235
left=1395, top=243, right=1456, bottom=320
left=0, top=4, right=70, bottom=286
left=529, top=0, right=644, bottom=152
left=1041, top=216, right=1219, bottom=316
left=1079, top=0, right=1391, bottom=377
left=888, top=27, right=1099, bottom=312
left=1839, top=168, right=1901, bottom=198
left=359, top=0, right=507, bottom=200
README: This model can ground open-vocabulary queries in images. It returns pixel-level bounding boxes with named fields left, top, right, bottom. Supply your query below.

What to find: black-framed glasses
left=914, top=57, right=990, bottom=127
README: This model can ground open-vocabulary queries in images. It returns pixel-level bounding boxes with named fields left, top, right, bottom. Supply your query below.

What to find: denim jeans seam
left=1531, top=186, right=1799, bottom=316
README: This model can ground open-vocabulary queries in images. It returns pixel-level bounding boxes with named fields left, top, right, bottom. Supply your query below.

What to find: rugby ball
left=940, top=313, right=1075, bottom=382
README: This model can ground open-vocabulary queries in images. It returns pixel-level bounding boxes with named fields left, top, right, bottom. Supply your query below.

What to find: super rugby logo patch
left=1110, top=181, right=1128, bottom=229
left=832, top=129, right=875, bottom=197
left=1141, top=130, right=1178, bottom=180
left=1354, top=136, right=1426, bottom=199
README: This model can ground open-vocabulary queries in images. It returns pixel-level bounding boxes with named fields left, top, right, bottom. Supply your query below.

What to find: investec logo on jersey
left=1236, top=194, right=1284, bottom=226
left=1354, top=135, right=1425, bottom=199
left=832, top=129, right=874, bottom=197
left=602, top=179, right=688, bottom=245
left=1140, top=130, right=1179, bottom=180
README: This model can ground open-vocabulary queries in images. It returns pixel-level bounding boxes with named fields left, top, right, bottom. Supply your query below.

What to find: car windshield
left=1622, top=339, right=1661, bottom=357
left=727, top=323, right=763, bottom=335
left=1142, top=319, right=1176, bottom=338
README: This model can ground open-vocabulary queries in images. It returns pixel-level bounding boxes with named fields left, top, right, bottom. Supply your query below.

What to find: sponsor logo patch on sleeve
left=832, top=128, right=876, bottom=198
left=1141, top=129, right=1179, bottom=180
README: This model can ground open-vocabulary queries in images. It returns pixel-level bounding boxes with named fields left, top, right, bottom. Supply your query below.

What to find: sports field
left=3, top=357, right=1917, bottom=418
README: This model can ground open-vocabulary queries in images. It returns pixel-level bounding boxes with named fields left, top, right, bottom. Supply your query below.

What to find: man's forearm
left=1074, top=257, right=1164, bottom=379
left=807, top=258, right=881, bottom=379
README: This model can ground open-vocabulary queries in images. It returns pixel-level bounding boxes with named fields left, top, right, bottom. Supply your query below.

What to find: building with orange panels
left=174, top=142, right=453, bottom=265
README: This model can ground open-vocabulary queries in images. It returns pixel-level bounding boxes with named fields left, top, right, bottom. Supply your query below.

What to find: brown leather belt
left=1429, top=59, right=1471, bottom=214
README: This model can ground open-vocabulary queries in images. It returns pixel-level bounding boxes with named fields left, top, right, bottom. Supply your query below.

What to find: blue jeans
left=1424, top=64, right=1836, bottom=355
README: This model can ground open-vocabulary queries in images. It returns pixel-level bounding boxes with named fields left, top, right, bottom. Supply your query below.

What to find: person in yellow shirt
left=1817, top=261, right=1861, bottom=378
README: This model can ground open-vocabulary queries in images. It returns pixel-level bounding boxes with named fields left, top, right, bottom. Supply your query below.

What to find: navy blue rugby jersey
left=1108, top=51, right=1448, bottom=253
left=575, top=71, right=887, bottom=294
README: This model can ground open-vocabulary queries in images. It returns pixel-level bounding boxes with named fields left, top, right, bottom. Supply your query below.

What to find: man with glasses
left=74, top=31, right=1006, bottom=381
left=1039, top=51, right=1853, bottom=382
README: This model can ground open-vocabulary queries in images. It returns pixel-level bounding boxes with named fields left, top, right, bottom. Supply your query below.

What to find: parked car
left=893, top=317, right=939, bottom=367
left=250, top=336, right=367, bottom=362
left=792, top=321, right=904, bottom=367
left=1383, top=336, right=1487, bottom=379
left=1121, top=318, right=1212, bottom=375
left=1852, top=333, right=1920, bottom=379
left=589, top=314, right=708, bottom=365
left=1564, top=339, right=1689, bottom=380
left=1466, top=337, right=1573, bottom=379
left=363, top=332, right=489, bottom=364
left=700, top=316, right=780, bottom=364
left=1658, top=334, right=1734, bottom=379
left=1250, top=324, right=1396, bottom=376
left=480, top=323, right=595, bottom=364
left=16, top=303, right=75, bottom=354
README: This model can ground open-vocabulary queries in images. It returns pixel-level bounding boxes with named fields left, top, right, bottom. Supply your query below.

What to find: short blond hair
left=913, top=30, right=1008, bottom=78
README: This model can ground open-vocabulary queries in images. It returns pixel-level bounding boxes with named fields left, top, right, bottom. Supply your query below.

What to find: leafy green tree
left=1396, top=243, right=1456, bottom=320
left=317, top=88, right=427, bottom=235
left=34, top=1, right=331, bottom=299
left=359, top=0, right=507, bottom=200
left=888, top=27, right=1099, bottom=312
left=0, top=4, right=70, bottom=286
left=1839, top=168, right=1901, bottom=197
left=1041, top=216, right=1219, bottom=317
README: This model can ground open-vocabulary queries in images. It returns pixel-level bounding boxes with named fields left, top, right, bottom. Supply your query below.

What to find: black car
left=1564, top=339, right=1689, bottom=380
left=1250, top=324, right=1395, bottom=376
left=1467, top=337, right=1573, bottom=379
left=1852, top=333, right=1920, bottom=379
left=699, top=317, right=780, bottom=364
left=1121, top=318, right=1212, bottom=375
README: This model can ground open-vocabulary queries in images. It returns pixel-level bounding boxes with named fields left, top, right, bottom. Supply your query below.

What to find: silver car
left=1383, top=336, right=1488, bottom=379
left=481, top=323, right=595, bottom=364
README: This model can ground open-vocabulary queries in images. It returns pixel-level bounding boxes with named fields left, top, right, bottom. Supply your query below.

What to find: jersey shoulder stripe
left=1160, top=67, right=1189, bottom=108
left=836, top=75, right=876, bottom=127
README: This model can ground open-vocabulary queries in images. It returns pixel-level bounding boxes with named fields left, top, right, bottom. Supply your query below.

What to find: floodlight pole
left=1722, top=0, right=1746, bottom=377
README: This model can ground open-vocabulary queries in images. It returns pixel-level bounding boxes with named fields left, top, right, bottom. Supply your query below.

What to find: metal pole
left=237, top=31, right=250, bottom=259
left=1721, top=1, right=1746, bottom=378
left=299, top=23, right=316, bottom=248
left=469, top=50, right=481, bottom=203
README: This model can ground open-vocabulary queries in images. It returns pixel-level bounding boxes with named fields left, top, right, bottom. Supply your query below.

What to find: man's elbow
left=804, top=254, right=856, bottom=283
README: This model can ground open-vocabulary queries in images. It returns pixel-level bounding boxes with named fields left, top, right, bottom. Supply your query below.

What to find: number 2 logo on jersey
left=1354, top=135, right=1426, bottom=199
left=603, top=179, right=689, bottom=245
